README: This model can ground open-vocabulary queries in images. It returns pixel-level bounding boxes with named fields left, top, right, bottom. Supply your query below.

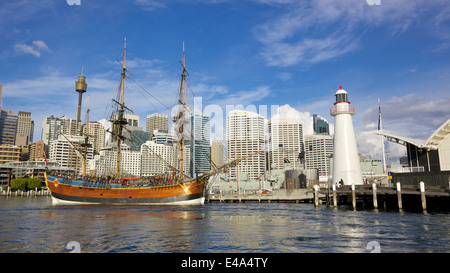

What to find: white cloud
left=361, top=94, right=450, bottom=140
left=14, top=43, right=41, bottom=57
left=14, top=40, right=49, bottom=58
left=254, top=0, right=450, bottom=67
left=260, top=33, right=359, bottom=66
left=98, top=118, right=112, bottom=144
left=133, top=0, right=165, bottom=11
left=275, top=72, right=292, bottom=82
left=32, top=40, right=49, bottom=51
left=219, top=86, right=271, bottom=106
left=195, top=85, right=271, bottom=109
left=272, top=104, right=314, bottom=135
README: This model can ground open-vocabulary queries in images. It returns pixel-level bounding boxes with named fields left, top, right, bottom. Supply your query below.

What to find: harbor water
left=0, top=196, right=449, bottom=253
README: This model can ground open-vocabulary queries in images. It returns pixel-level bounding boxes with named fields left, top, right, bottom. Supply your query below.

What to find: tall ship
left=45, top=39, right=256, bottom=205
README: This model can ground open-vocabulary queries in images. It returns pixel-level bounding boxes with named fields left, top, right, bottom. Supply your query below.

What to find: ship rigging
left=44, top=39, right=260, bottom=205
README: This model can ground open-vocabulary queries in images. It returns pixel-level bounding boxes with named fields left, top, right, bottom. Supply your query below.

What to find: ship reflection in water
left=0, top=197, right=449, bottom=253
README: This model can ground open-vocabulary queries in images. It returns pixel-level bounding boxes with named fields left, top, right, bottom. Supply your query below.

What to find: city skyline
left=1, top=0, right=449, bottom=163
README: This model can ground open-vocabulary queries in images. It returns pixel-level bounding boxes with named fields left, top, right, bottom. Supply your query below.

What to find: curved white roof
left=375, top=130, right=427, bottom=148
left=375, top=118, right=450, bottom=150
left=426, top=118, right=450, bottom=149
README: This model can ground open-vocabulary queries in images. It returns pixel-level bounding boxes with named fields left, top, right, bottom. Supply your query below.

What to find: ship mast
left=178, top=42, right=187, bottom=180
left=116, top=38, right=127, bottom=178
left=83, top=95, right=90, bottom=178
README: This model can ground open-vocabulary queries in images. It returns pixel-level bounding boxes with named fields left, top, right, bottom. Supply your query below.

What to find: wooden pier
left=207, top=189, right=315, bottom=204
left=1, top=188, right=51, bottom=197
left=317, top=182, right=450, bottom=212
left=207, top=182, right=450, bottom=212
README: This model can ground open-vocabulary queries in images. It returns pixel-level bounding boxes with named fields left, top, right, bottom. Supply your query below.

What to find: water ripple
left=0, top=198, right=449, bottom=253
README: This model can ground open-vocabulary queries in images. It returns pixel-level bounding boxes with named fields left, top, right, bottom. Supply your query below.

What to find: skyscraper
left=15, top=111, right=34, bottom=146
left=0, top=84, right=20, bottom=146
left=268, top=117, right=303, bottom=170
left=313, top=114, right=330, bottom=135
left=0, top=109, right=18, bottom=146
left=189, top=114, right=211, bottom=177
left=227, top=110, right=265, bottom=180
left=146, top=113, right=168, bottom=137
left=42, top=115, right=81, bottom=153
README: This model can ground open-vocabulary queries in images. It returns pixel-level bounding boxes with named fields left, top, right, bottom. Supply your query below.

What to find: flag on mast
left=378, top=98, right=387, bottom=172
left=378, top=98, right=382, bottom=130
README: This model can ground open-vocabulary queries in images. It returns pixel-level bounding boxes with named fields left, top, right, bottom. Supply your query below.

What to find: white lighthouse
left=330, top=86, right=363, bottom=186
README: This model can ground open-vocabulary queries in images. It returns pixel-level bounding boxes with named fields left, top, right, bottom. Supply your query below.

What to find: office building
left=19, top=145, right=29, bottom=161
left=0, top=85, right=18, bottom=146
left=124, top=128, right=150, bottom=151
left=152, top=130, right=174, bottom=145
left=42, top=115, right=81, bottom=153
left=15, top=111, right=34, bottom=146
left=124, top=113, right=140, bottom=128
left=49, top=135, right=94, bottom=175
left=0, top=145, right=20, bottom=164
left=268, top=117, right=303, bottom=170
left=91, top=144, right=141, bottom=177
left=313, top=114, right=329, bottom=135
left=146, top=113, right=168, bottom=137
left=304, top=134, right=333, bottom=177
left=141, top=140, right=177, bottom=176
left=0, top=109, right=18, bottom=146
left=82, top=121, right=106, bottom=155
left=227, top=110, right=265, bottom=180
left=29, top=141, right=45, bottom=161
left=211, top=141, right=224, bottom=170
left=189, top=114, right=211, bottom=177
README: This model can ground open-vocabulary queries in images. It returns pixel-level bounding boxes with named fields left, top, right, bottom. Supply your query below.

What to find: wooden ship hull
left=45, top=173, right=205, bottom=205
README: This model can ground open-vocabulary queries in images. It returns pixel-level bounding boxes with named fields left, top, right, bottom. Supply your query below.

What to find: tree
left=10, top=178, right=43, bottom=191
left=10, top=178, right=27, bottom=191
left=27, top=178, right=42, bottom=190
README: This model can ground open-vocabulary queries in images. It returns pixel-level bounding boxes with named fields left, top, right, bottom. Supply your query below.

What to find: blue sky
left=1, top=0, right=450, bottom=162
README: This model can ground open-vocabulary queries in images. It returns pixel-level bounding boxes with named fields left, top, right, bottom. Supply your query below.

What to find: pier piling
left=332, top=184, right=337, bottom=208
left=420, top=181, right=427, bottom=213
left=351, top=184, right=356, bottom=210
left=314, top=185, right=319, bottom=207
left=372, top=183, right=378, bottom=209
left=396, top=182, right=403, bottom=211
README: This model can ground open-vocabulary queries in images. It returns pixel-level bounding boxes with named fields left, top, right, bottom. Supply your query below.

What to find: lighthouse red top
left=334, top=85, right=349, bottom=105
